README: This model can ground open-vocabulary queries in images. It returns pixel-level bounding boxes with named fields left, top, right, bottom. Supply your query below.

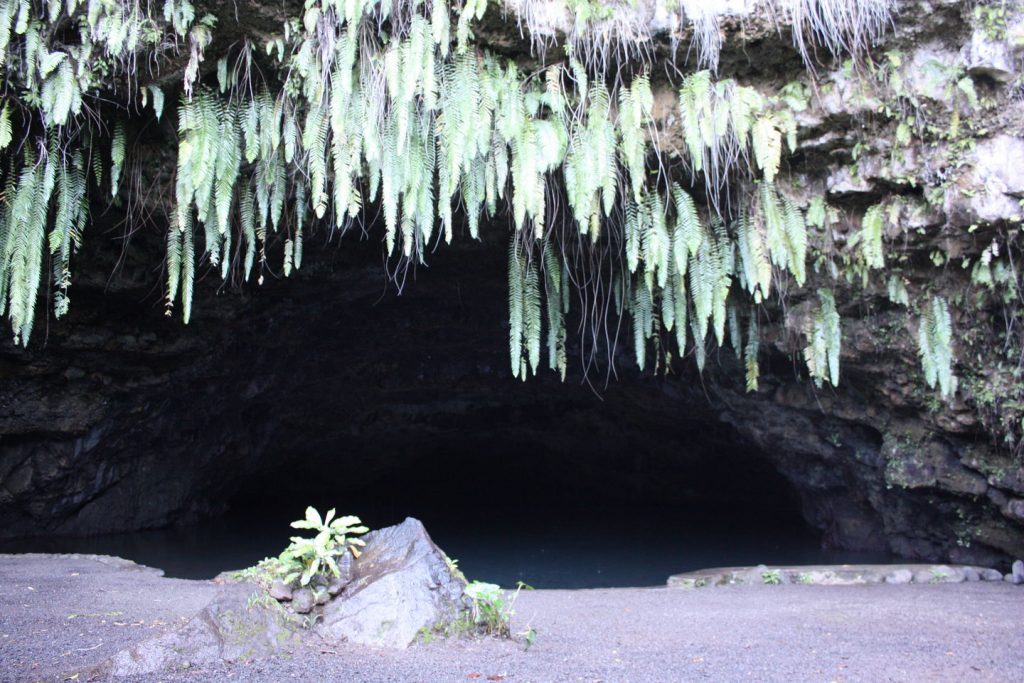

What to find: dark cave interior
left=0, top=221, right=901, bottom=586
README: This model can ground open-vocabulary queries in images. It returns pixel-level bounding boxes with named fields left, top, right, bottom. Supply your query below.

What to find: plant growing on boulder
left=277, top=507, right=369, bottom=587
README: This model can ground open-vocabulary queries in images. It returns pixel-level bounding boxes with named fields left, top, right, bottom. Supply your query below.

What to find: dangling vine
left=0, top=0, right=981, bottom=407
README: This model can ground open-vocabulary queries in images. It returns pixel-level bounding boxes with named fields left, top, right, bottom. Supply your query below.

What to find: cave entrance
left=0, top=239, right=892, bottom=585
left=224, top=422, right=832, bottom=588
left=0, top=374, right=892, bottom=586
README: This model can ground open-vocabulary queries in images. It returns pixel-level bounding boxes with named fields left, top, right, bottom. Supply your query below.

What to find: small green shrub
left=464, top=580, right=531, bottom=638
left=761, top=569, right=782, bottom=585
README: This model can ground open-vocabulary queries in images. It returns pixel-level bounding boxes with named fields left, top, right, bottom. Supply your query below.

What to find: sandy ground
left=1, top=554, right=1022, bottom=683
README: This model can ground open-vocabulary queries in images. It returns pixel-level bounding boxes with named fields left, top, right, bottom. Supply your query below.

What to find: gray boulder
left=317, top=517, right=469, bottom=648
left=912, top=569, right=936, bottom=584
left=101, top=583, right=300, bottom=677
left=269, top=580, right=293, bottom=601
left=962, top=567, right=981, bottom=583
left=981, top=568, right=1004, bottom=581
left=291, top=588, right=315, bottom=614
left=933, top=566, right=966, bottom=584
left=1013, top=560, right=1024, bottom=584
left=885, top=569, right=913, bottom=585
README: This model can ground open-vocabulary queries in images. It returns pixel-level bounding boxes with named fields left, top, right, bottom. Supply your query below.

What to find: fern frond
left=804, top=288, right=841, bottom=387
left=736, top=207, right=770, bottom=299
left=543, top=241, right=566, bottom=378
left=671, top=183, right=701, bottom=275
left=918, top=296, right=955, bottom=399
left=752, top=115, right=782, bottom=182
left=679, top=70, right=712, bottom=174
left=110, top=120, right=126, bottom=197
left=179, top=210, right=195, bottom=324
left=633, top=279, right=653, bottom=371
left=165, top=221, right=181, bottom=315
left=744, top=312, right=759, bottom=392
left=780, top=193, right=807, bottom=285
left=508, top=238, right=524, bottom=377
left=0, top=101, right=11, bottom=150
left=240, top=184, right=256, bottom=281
left=859, top=204, right=885, bottom=269
left=525, top=258, right=542, bottom=375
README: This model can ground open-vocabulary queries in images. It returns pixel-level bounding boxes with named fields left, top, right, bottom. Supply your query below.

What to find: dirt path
left=1, top=554, right=1022, bottom=682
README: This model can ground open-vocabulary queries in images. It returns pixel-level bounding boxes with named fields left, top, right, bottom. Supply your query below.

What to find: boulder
left=291, top=588, right=315, bottom=614
left=885, top=569, right=913, bottom=585
left=100, top=582, right=300, bottom=677
left=981, top=568, right=1005, bottom=581
left=269, top=580, right=293, bottom=601
left=912, top=569, right=934, bottom=584
left=1012, top=560, right=1024, bottom=584
left=962, top=567, right=981, bottom=582
left=932, top=566, right=966, bottom=583
left=317, top=517, right=469, bottom=648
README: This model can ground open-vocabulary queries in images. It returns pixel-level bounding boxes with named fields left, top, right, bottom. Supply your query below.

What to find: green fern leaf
left=508, top=239, right=524, bottom=378
left=860, top=204, right=885, bottom=269
left=0, top=101, right=11, bottom=150
left=744, top=312, right=759, bottom=392
left=110, top=120, right=126, bottom=197
left=671, top=183, right=702, bottom=274
left=918, top=296, right=955, bottom=399
left=525, top=259, right=542, bottom=376
left=752, top=115, right=782, bottom=182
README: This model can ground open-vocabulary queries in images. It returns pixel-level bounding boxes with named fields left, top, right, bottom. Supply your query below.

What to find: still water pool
left=0, top=500, right=889, bottom=587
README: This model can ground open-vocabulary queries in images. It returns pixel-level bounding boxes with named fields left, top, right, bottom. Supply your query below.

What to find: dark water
left=0, top=501, right=889, bottom=588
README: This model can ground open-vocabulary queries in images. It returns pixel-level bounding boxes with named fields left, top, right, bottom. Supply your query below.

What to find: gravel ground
left=1, top=554, right=1022, bottom=683
left=0, top=555, right=217, bottom=682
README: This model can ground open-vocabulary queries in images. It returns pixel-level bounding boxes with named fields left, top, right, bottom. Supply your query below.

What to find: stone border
left=668, top=562, right=1024, bottom=588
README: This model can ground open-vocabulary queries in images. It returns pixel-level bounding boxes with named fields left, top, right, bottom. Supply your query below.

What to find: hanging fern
left=543, top=241, right=567, bottom=380
left=50, top=148, right=87, bottom=318
left=804, top=288, right=841, bottom=388
left=508, top=238, right=524, bottom=378
left=3, top=146, right=55, bottom=346
left=857, top=204, right=886, bottom=270
left=564, top=82, right=616, bottom=240
left=0, top=0, right=910, bottom=402
left=752, top=115, right=782, bottom=183
left=524, top=258, right=542, bottom=376
left=632, top=278, right=653, bottom=371
left=744, top=312, right=760, bottom=392
left=918, top=295, right=956, bottom=399
left=736, top=207, right=771, bottom=300
left=110, top=121, right=126, bottom=198
left=618, top=73, right=653, bottom=202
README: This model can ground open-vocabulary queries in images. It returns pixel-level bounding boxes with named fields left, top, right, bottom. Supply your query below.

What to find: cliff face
left=0, top=0, right=1022, bottom=568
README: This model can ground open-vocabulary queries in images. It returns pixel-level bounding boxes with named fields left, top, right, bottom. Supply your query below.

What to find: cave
left=1, top=0, right=1023, bottom=595
left=0, top=226, right=898, bottom=586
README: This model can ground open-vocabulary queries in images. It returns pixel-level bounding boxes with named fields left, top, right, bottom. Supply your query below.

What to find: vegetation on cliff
left=0, top=0, right=1020, bottom=448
